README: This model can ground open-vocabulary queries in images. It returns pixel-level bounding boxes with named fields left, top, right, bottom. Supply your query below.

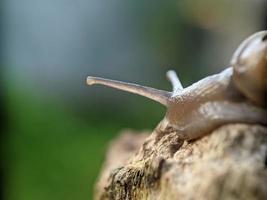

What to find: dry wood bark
left=95, top=124, right=267, bottom=200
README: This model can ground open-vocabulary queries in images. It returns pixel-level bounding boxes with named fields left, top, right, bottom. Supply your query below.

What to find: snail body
left=87, top=31, right=267, bottom=140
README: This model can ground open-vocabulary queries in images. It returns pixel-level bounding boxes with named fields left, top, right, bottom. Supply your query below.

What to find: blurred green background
left=1, top=0, right=267, bottom=199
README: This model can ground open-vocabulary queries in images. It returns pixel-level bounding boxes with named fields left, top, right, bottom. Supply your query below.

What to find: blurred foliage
left=4, top=81, right=165, bottom=200
left=4, top=84, right=118, bottom=200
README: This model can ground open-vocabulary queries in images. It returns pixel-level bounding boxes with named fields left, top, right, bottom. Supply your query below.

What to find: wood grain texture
left=95, top=124, right=267, bottom=200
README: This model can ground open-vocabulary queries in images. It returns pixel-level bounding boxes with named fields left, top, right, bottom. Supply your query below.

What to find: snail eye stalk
left=87, top=76, right=172, bottom=107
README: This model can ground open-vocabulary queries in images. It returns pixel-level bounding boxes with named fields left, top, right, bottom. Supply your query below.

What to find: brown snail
left=87, top=31, right=267, bottom=140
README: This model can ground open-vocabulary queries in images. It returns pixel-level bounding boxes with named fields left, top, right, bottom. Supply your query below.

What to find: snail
left=87, top=31, right=267, bottom=140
